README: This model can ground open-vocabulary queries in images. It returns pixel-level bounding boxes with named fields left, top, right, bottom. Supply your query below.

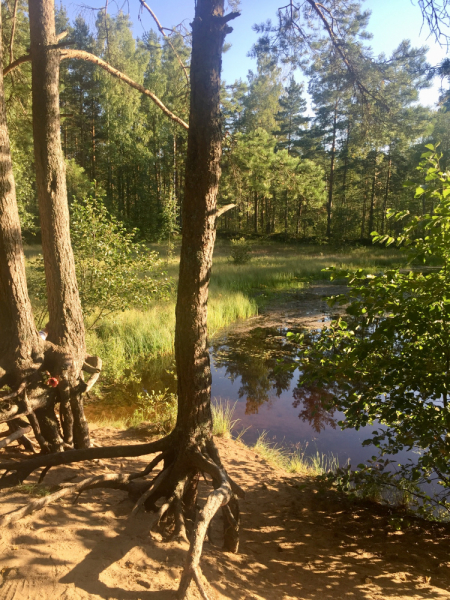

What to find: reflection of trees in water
left=292, top=385, right=337, bottom=432
left=212, top=327, right=297, bottom=414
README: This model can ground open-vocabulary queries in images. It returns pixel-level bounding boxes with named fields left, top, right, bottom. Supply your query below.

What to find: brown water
left=142, top=284, right=413, bottom=466
left=89, top=284, right=415, bottom=467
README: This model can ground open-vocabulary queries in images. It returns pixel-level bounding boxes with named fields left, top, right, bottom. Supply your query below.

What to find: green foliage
left=29, top=196, right=171, bottom=328
left=71, top=196, right=171, bottom=325
left=129, top=389, right=177, bottom=434
left=66, top=159, right=97, bottom=203
left=229, top=237, right=252, bottom=264
left=294, top=148, right=450, bottom=516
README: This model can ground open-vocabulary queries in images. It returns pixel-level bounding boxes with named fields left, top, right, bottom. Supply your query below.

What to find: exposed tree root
left=0, top=351, right=103, bottom=453
left=0, top=425, right=31, bottom=450
left=0, top=432, right=244, bottom=599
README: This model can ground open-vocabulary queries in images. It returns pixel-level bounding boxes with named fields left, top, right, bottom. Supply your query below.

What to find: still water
left=209, top=324, right=403, bottom=466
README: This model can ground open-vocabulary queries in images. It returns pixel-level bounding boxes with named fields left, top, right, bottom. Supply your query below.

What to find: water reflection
left=210, top=324, right=388, bottom=467
left=212, top=327, right=297, bottom=415
left=292, top=385, right=338, bottom=432
left=212, top=326, right=338, bottom=434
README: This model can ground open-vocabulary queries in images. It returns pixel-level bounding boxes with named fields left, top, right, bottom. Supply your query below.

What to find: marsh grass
left=86, top=290, right=257, bottom=386
left=253, top=431, right=339, bottom=476
left=211, top=398, right=239, bottom=438
left=26, top=239, right=404, bottom=396
left=210, top=242, right=403, bottom=294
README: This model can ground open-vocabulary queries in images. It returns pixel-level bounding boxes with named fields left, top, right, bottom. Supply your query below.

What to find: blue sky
left=65, top=0, right=448, bottom=107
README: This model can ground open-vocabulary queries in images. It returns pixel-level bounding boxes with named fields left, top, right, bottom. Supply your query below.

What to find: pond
left=88, top=284, right=415, bottom=469
left=209, top=323, right=417, bottom=468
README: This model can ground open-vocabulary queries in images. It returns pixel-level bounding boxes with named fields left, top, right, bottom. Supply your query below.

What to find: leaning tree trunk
left=27, top=0, right=95, bottom=450
left=0, top=2, right=241, bottom=598
left=0, top=8, right=42, bottom=386
left=0, top=9, right=55, bottom=453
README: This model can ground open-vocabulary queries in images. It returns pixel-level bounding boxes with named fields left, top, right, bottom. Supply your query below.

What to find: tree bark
left=28, top=0, right=91, bottom=449
left=0, top=9, right=43, bottom=386
left=368, top=153, right=377, bottom=236
left=327, top=100, right=338, bottom=238
left=29, top=0, right=85, bottom=362
left=381, top=151, right=391, bottom=235
left=175, top=0, right=232, bottom=440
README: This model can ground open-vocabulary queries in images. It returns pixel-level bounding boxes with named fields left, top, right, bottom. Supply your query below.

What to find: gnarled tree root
left=0, top=354, right=102, bottom=453
left=0, top=431, right=244, bottom=599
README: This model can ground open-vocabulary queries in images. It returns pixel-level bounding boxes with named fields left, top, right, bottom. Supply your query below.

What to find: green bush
left=229, top=237, right=252, bottom=265
left=129, top=389, right=177, bottom=434
left=28, top=196, right=172, bottom=328
left=293, top=145, right=450, bottom=516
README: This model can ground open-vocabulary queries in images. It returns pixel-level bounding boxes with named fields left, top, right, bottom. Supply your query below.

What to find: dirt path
left=1, top=425, right=449, bottom=599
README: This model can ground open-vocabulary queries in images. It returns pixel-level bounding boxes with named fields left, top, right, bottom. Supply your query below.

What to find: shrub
left=28, top=196, right=172, bottom=328
left=229, top=237, right=252, bottom=265
left=129, top=389, right=177, bottom=434
left=294, top=145, right=450, bottom=516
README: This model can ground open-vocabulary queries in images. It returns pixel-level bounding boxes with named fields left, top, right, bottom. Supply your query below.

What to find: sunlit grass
left=252, top=431, right=338, bottom=476
left=211, top=398, right=239, bottom=438
left=86, top=290, right=258, bottom=385
left=210, top=241, right=403, bottom=294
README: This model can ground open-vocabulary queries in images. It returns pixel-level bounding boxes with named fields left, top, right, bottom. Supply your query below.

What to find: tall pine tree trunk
left=0, top=9, right=42, bottom=386
left=28, top=0, right=85, bottom=363
left=327, top=100, right=338, bottom=238
left=28, top=0, right=94, bottom=450
left=368, top=153, right=377, bottom=236
left=381, top=151, right=391, bottom=235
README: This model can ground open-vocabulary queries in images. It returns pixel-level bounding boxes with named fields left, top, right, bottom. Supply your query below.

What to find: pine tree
left=274, top=76, right=309, bottom=155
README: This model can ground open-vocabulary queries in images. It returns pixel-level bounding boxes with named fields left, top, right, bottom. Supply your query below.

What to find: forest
left=5, top=0, right=449, bottom=243
left=1, top=0, right=450, bottom=599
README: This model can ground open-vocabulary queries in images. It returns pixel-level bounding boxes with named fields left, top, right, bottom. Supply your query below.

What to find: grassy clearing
left=209, top=240, right=403, bottom=295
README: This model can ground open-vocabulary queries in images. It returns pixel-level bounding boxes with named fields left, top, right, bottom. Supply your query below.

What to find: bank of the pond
left=86, top=290, right=259, bottom=389
left=85, top=241, right=404, bottom=395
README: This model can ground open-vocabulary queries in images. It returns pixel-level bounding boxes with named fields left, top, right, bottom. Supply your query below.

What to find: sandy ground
left=1, top=425, right=450, bottom=600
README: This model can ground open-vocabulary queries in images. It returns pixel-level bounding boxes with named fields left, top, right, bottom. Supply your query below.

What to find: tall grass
left=210, top=241, right=403, bottom=294
left=86, top=291, right=258, bottom=386
left=211, top=398, right=239, bottom=438
left=253, top=431, right=338, bottom=476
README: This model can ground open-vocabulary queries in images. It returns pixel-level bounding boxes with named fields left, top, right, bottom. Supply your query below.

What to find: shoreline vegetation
left=77, top=240, right=404, bottom=395
left=25, top=240, right=407, bottom=488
